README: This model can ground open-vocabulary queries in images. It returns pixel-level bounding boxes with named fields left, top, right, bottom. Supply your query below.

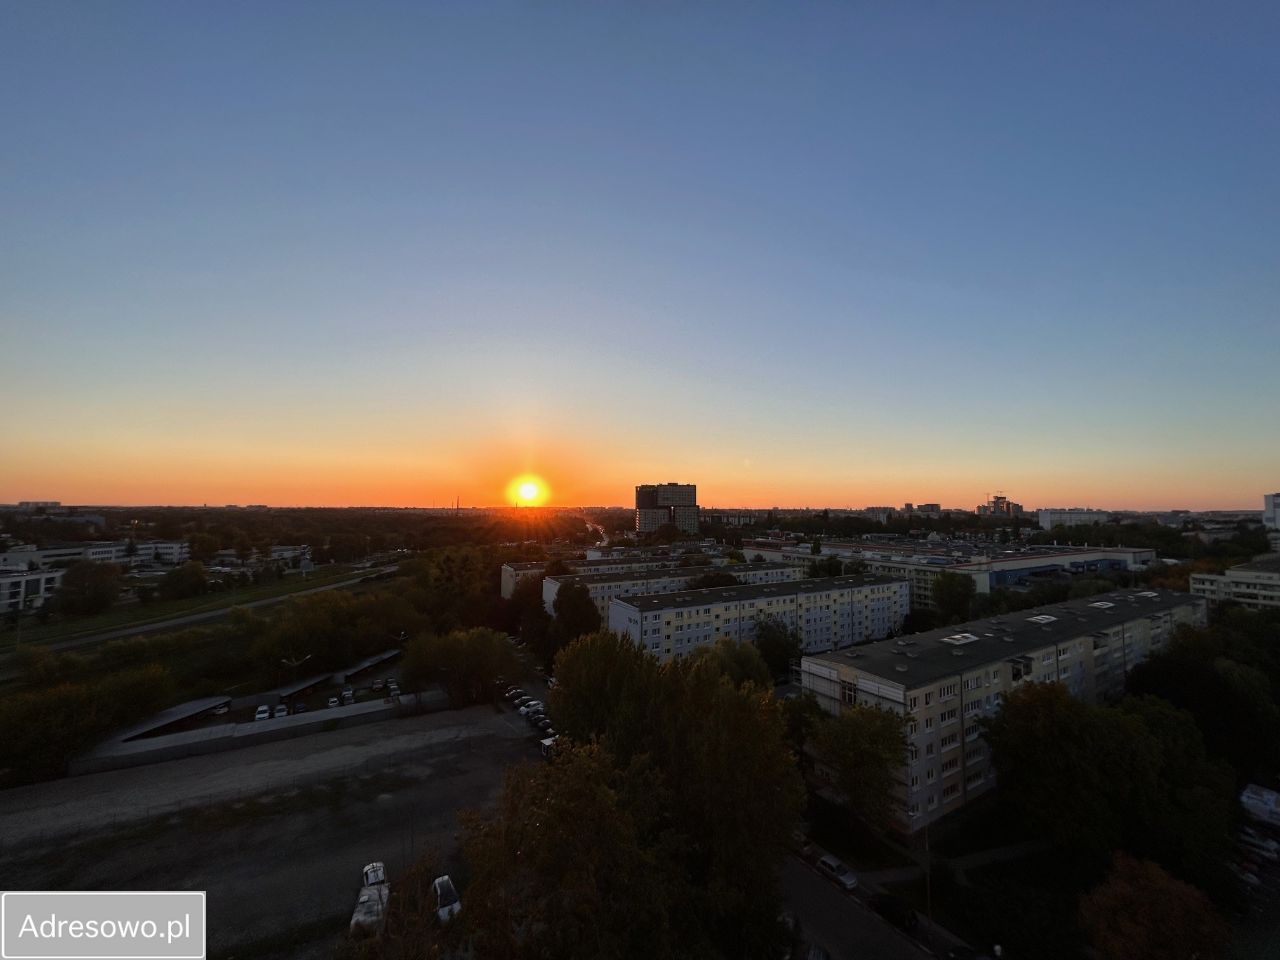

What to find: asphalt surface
left=0, top=707, right=541, bottom=956
left=782, top=857, right=932, bottom=960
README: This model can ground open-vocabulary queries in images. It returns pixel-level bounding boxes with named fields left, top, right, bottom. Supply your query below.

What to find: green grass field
left=0, top=566, right=361, bottom=652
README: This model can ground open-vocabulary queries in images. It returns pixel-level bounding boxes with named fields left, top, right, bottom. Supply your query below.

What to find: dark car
left=868, top=894, right=918, bottom=933
left=514, top=696, right=534, bottom=708
left=537, top=718, right=554, bottom=733
left=293, top=702, right=308, bottom=714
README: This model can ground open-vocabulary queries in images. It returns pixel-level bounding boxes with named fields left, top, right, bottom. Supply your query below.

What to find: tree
left=552, top=582, right=600, bottom=647
left=1080, top=854, right=1228, bottom=960
left=811, top=705, right=907, bottom=828
left=188, top=533, right=219, bottom=564
left=931, top=571, right=975, bottom=623
left=54, top=561, right=122, bottom=615
left=806, top=556, right=843, bottom=578
left=690, top=638, right=772, bottom=689
left=685, top=570, right=739, bottom=590
left=983, top=683, right=1159, bottom=863
left=401, top=628, right=520, bottom=706
left=810, top=538, right=822, bottom=555
left=751, top=615, right=801, bottom=681
left=158, top=562, right=208, bottom=600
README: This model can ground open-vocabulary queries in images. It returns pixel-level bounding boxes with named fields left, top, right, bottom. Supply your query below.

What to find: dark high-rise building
left=635, top=482, right=699, bottom=534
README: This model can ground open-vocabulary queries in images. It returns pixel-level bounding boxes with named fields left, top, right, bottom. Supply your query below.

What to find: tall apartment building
left=801, top=590, right=1206, bottom=833
left=1265, top=494, right=1279, bottom=550
left=1190, top=558, right=1280, bottom=611
left=608, top=574, right=910, bottom=662
left=636, top=483, right=699, bottom=534
left=544, top=562, right=804, bottom=619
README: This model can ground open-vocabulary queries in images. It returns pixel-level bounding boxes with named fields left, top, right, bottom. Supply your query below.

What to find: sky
left=2, top=1, right=1277, bottom=511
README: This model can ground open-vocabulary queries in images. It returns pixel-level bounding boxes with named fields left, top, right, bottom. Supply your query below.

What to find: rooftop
left=1233, top=557, right=1280, bottom=575
left=546, top=562, right=792, bottom=587
left=805, top=590, right=1203, bottom=688
left=612, top=574, right=907, bottom=612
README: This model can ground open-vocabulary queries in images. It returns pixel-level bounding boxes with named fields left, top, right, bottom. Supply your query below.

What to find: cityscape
left=2, top=4, right=1279, bottom=960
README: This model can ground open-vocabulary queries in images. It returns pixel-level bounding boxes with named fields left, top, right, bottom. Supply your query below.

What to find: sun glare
left=507, top=474, right=549, bottom=507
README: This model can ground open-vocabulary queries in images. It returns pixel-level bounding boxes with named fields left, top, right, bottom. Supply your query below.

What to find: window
left=939, top=683, right=958, bottom=699
left=924, top=692, right=933, bottom=706
left=924, top=717, right=934, bottom=731
left=926, top=768, right=936, bottom=782
left=940, top=708, right=958, bottom=724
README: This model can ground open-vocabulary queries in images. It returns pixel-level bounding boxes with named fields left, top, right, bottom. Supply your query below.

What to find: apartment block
left=1190, top=558, right=1280, bottom=611
left=636, top=483, right=699, bottom=534
left=801, top=590, right=1207, bottom=833
left=544, top=562, right=804, bottom=618
left=501, top=553, right=728, bottom=599
left=1037, top=508, right=1112, bottom=529
left=608, top=574, right=910, bottom=662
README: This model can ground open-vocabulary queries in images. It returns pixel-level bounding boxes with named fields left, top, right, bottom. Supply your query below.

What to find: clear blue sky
left=2, top=1, right=1277, bottom=509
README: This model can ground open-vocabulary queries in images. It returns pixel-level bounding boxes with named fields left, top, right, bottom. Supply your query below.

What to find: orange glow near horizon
left=506, top=474, right=550, bottom=507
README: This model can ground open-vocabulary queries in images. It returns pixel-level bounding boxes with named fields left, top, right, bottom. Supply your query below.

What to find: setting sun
left=506, top=474, right=549, bottom=507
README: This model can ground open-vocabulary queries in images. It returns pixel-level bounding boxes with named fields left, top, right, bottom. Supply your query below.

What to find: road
left=0, top=706, right=539, bottom=956
left=782, top=857, right=931, bottom=960
left=0, top=567, right=394, bottom=669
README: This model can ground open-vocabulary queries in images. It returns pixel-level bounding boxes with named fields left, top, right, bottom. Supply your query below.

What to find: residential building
left=636, top=483, right=699, bottom=534
left=544, top=562, right=804, bottom=618
left=500, top=553, right=728, bottom=598
left=1190, top=558, right=1280, bottom=611
left=801, top=590, right=1206, bottom=833
left=1, top=567, right=65, bottom=612
left=1037, top=508, right=1112, bottom=529
left=608, top=574, right=910, bottom=662
left=1264, top=493, right=1279, bottom=530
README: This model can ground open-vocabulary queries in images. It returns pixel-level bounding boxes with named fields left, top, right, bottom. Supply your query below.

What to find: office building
left=636, top=483, right=700, bottom=534
left=1190, top=558, right=1280, bottom=611
left=801, top=590, right=1207, bottom=833
left=1, top=567, right=65, bottom=612
left=544, top=562, right=804, bottom=618
left=608, top=575, right=910, bottom=662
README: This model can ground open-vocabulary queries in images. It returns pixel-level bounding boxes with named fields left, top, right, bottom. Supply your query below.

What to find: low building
left=608, top=575, right=910, bottom=662
left=1037, top=508, right=1112, bottom=529
left=544, top=562, right=803, bottom=618
left=500, top=553, right=727, bottom=598
left=800, top=590, right=1206, bottom=833
left=1190, top=558, right=1280, bottom=610
left=1, top=567, right=65, bottom=612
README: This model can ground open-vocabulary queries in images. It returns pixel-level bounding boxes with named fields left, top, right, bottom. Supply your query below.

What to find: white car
left=254, top=705, right=270, bottom=721
left=273, top=704, right=288, bottom=718
left=433, top=874, right=461, bottom=923
left=518, top=701, right=544, bottom=717
left=817, top=854, right=858, bottom=890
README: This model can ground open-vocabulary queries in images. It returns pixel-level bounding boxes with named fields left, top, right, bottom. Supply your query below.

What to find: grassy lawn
left=0, top=566, right=359, bottom=651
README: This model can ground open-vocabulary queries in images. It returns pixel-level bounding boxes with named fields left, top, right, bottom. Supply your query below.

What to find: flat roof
left=546, top=562, right=792, bottom=587
left=1233, top=557, right=1280, bottom=574
left=806, top=590, right=1202, bottom=688
left=504, top=556, right=690, bottom=571
left=612, top=574, right=907, bottom=612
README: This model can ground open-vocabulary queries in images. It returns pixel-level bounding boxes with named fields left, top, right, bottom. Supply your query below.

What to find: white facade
left=1037, top=509, right=1111, bottom=529
left=544, top=563, right=803, bottom=618
left=608, top=575, right=910, bottom=663
left=1, top=567, right=65, bottom=612
left=801, top=591, right=1207, bottom=833
left=1190, top=560, right=1280, bottom=611
left=501, top=554, right=727, bottom=598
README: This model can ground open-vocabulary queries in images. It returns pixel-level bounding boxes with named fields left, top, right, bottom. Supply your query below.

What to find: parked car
left=387, top=682, right=400, bottom=697
left=868, top=893, right=918, bottom=932
left=791, top=829, right=814, bottom=856
left=514, top=696, right=534, bottom=708
left=817, top=854, right=858, bottom=890
left=519, top=701, right=544, bottom=717
left=433, top=874, right=461, bottom=923
left=504, top=687, right=523, bottom=701
left=273, top=704, right=288, bottom=718
left=537, top=718, right=554, bottom=733
left=328, top=697, right=340, bottom=708
left=349, top=861, right=389, bottom=939
left=254, top=705, right=270, bottom=721
left=212, top=703, right=230, bottom=716
left=294, top=702, right=308, bottom=714
left=372, top=679, right=386, bottom=693
left=342, top=691, right=356, bottom=705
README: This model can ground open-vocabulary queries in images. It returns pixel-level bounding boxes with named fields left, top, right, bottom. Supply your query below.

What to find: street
left=782, top=857, right=931, bottom=960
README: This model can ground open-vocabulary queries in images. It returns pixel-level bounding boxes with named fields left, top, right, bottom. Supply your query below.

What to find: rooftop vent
left=941, top=633, right=979, bottom=646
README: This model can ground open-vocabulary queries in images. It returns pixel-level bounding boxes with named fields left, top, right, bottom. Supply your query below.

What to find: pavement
left=0, top=704, right=524, bottom=851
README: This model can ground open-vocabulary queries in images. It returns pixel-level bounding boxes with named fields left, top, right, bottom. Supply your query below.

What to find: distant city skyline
left=3, top=3, right=1277, bottom=512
